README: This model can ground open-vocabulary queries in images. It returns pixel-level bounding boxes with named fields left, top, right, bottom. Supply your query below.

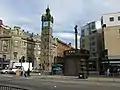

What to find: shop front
left=0, top=58, right=10, bottom=69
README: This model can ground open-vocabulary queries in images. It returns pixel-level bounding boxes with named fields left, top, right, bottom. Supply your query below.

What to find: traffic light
left=19, top=56, right=25, bottom=63
left=19, top=59, right=21, bottom=62
left=22, top=56, right=25, bottom=62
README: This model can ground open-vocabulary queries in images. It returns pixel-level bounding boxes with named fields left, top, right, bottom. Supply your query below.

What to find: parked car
left=0, top=69, right=12, bottom=74
left=11, top=68, right=22, bottom=74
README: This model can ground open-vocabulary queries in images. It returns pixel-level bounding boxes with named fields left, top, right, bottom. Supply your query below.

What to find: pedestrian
left=27, top=68, right=30, bottom=77
left=117, top=68, right=120, bottom=76
left=107, top=68, right=110, bottom=76
left=22, top=68, right=26, bottom=77
left=24, top=70, right=27, bottom=77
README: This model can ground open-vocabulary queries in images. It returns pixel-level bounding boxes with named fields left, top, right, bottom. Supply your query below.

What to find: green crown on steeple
left=41, top=6, right=54, bottom=23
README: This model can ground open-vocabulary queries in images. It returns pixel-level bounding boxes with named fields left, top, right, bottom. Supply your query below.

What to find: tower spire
left=47, top=4, right=49, bottom=9
left=46, top=5, right=50, bottom=15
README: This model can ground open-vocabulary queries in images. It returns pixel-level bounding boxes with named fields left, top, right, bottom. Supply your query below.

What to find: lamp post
left=74, top=25, right=78, bottom=50
left=20, top=56, right=25, bottom=68
left=1, top=58, right=4, bottom=69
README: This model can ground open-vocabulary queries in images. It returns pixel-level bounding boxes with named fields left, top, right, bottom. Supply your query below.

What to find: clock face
left=43, top=21, right=48, bottom=27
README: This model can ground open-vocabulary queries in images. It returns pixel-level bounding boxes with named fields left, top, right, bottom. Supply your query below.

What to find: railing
left=0, top=85, right=28, bottom=90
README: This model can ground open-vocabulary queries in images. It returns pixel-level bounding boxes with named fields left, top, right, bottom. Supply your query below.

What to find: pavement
left=0, top=73, right=120, bottom=90
left=30, top=73, right=120, bottom=83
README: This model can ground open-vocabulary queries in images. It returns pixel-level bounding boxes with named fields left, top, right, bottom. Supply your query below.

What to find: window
left=101, top=17, right=103, bottom=25
left=118, top=16, right=120, bottom=21
left=91, top=22, right=95, bottom=29
left=13, top=52, right=17, bottom=59
left=2, top=40, right=8, bottom=52
left=3, top=55, right=6, bottom=59
left=91, top=30, right=97, bottom=34
left=14, top=40, right=19, bottom=46
left=11, top=32, right=14, bottom=35
left=3, top=46, right=7, bottom=52
left=109, top=17, right=114, bottom=21
left=81, top=39, right=85, bottom=43
left=81, top=29, right=84, bottom=33
left=119, top=29, right=120, bottom=34
left=38, top=45, right=41, bottom=49
left=92, top=53, right=97, bottom=57
left=2, top=40, right=8, bottom=46
left=38, top=51, right=41, bottom=54
left=23, top=41, right=26, bottom=46
left=82, top=44, right=85, bottom=48
left=44, top=37, right=49, bottom=42
left=91, top=36, right=95, bottom=40
left=91, top=42, right=95, bottom=46
left=91, top=47, right=95, bottom=51
left=3, top=31, right=5, bottom=34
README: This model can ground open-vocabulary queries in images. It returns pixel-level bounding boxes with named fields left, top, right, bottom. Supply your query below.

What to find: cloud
left=18, top=17, right=32, bottom=24
left=1, top=0, right=120, bottom=48
left=53, top=32, right=80, bottom=48
left=53, top=33, right=80, bottom=39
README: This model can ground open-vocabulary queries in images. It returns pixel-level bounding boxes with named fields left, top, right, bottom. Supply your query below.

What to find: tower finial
left=47, top=4, right=49, bottom=9
left=46, top=5, right=50, bottom=14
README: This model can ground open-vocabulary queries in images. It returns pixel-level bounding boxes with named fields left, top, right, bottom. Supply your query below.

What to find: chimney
left=0, top=19, right=3, bottom=26
left=68, top=43, right=71, bottom=46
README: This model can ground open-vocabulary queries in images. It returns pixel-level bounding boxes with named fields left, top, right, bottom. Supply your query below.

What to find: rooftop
left=102, top=12, right=120, bottom=15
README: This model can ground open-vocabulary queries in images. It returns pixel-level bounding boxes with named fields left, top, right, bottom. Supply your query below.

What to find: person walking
left=23, top=70, right=27, bottom=77
left=22, top=67, right=26, bottom=77
left=27, top=68, right=30, bottom=77
left=107, top=68, right=110, bottom=76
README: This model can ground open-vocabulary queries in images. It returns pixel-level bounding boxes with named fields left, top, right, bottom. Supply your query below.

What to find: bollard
left=113, top=73, right=115, bottom=82
left=97, top=71, right=99, bottom=82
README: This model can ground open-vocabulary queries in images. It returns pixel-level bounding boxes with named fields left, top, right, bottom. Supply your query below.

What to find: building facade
left=33, top=34, right=41, bottom=69
left=0, top=20, right=41, bottom=69
left=0, top=19, right=72, bottom=70
left=55, top=38, right=73, bottom=64
left=57, top=39, right=72, bottom=57
left=101, top=12, right=120, bottom=71
left=51, top=37, right=58, bottom=63
left=80, top=21, right=102, bottom=74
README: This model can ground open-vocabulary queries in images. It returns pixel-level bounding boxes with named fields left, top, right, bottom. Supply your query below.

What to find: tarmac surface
left=0, top=74, right=120, bottom=90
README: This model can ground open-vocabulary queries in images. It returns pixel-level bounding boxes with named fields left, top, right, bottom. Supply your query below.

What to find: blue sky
left=0, top=0, right=120, bottom=48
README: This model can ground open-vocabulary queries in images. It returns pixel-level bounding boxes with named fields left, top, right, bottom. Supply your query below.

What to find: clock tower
left=41, top=6, right=54, bottom=71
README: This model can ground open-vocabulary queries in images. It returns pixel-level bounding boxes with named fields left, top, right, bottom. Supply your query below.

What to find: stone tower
left=40, top=6, right=54, bottom=71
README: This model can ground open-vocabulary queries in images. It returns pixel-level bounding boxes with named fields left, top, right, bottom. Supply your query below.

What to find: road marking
left=6, top=75, right=14, bottom=77
left=0, top=74, right=14, bottom=77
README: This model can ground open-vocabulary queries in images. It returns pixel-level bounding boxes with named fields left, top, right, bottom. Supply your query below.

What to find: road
left=0, top=74, right=120, bottom=90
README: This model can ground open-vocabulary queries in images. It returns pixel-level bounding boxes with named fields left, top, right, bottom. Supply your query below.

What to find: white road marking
left=0, top=74, right=14, bottom=77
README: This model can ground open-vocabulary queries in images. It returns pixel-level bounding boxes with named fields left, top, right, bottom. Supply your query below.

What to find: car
left=0, top=69, right=12, bottom=74
left=11, top=68, right=22, bottom=74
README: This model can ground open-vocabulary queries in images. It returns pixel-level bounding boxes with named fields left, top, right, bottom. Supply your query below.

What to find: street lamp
left=74, top=25, right=78, bottom=50
left=20, top=56, right=25, bottom=68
